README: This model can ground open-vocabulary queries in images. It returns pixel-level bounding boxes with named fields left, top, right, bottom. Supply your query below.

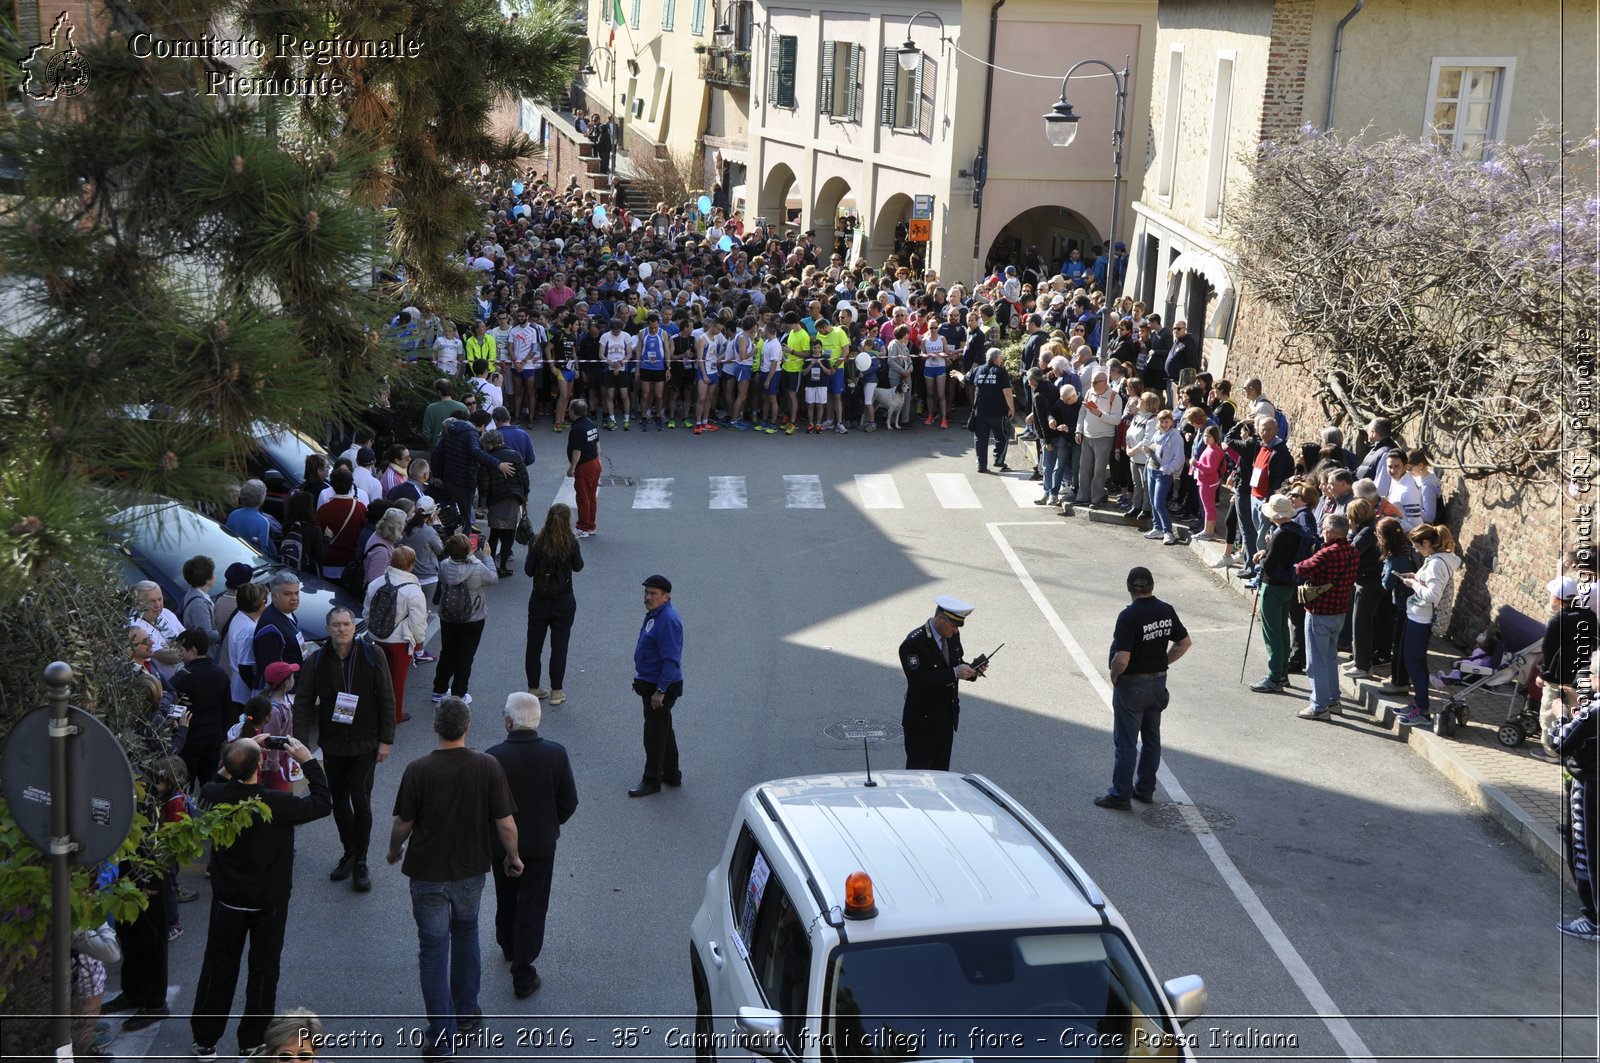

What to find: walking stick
left=1239, top=583, right=1261, bottom=684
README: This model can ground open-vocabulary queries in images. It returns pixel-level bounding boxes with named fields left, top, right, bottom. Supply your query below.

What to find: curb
left=1179, top=532, right=1568, bottom=880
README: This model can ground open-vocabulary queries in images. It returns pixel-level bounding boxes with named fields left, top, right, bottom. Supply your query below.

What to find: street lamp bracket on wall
left=896, top=10, right=952, bottom=72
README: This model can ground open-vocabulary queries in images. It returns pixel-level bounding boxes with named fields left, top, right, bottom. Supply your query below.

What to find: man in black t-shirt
left=1096, top=567, right=1191, bottom=810
left=969, top=347, right=1015, bottom=474
left=388, top=698, right=520, bottom=1054
left=566, top=399, right=601, bottom=537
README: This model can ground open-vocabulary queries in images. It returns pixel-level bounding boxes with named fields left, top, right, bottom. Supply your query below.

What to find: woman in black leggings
left=524, top=503, right=585, bottom=706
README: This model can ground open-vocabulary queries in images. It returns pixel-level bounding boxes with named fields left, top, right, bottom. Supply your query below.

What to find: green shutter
left=777, top=36, right=797, bottom=108
left=663, top=0, right=676, bottom=31
left=917, top=55, right=934, bottom=137
left=691, top=0, right=706, bottom=35
left=820, top=41, right=835, bottom=116
left=880, top=47, right=897, bottom=126
left=850, top=45, right=863, bottom=122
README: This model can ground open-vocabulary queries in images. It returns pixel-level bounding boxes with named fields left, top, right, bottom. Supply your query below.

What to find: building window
left=1203, top=53, right=1234, bottom=224
left=768, top=34, right=798, bottom=109
left=820, top=41, right=863, bottom=121
left=880, top=49, right=933, bottom=136
left=1426, top=58, right=1515, bottom=160
left=662, top=0, right=676, bottom=32
left=691, top=0, right=706, bottom=36
left=630, top=0, right=641, bottom=30
left=1156, top=45, right=1183, bottom=200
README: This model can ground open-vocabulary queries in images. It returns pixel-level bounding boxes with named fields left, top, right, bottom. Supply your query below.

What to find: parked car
left=111, top=498, right=360, bottom=644
left=245, top=422, right=326, bottom=521
left=689, top=771, right=1207, bottom=1061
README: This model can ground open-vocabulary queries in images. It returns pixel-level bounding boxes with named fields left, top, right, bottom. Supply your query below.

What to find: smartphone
left=262, top=735, right=292, bottom=751
left=469, top=532, right=480, bottom=552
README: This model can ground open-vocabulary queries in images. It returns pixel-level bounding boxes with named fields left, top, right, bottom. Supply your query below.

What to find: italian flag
left=609, top=0, right=625, bottom=45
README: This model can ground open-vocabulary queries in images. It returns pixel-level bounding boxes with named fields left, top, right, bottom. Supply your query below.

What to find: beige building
left=746, top=0, right=1157, bottom=281
left=1126, top=0, right=1599, bottom=369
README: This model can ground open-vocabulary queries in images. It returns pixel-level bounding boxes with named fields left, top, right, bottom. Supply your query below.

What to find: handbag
left=514, top=507, right=534, bottom=546
left=74, top=921, right=122, bottom=965
left=1297, top=582, right=1332, bottom=605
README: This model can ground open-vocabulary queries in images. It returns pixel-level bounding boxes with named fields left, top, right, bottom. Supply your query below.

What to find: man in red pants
left=566, top=399, right=601, bottom=539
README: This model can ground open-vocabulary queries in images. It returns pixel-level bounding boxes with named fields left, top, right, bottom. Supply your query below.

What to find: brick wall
left=1258, top=0, right=1313, bottom=142
left=1220, top=292, right=1568, bottom=647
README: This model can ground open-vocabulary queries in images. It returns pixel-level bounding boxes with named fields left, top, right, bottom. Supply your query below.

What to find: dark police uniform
left=899, top=596, right=976, bottom=771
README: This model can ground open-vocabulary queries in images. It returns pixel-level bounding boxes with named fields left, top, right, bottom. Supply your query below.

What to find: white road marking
left=632, top=477, right=674, bottom=509
left=783, top=474, right=826, bottom=509
left=552, top=475, right=577, bottom=510
left=1002, top=476, right=1042, bottom=508
left=709, top=475, right=748, bottom=509
left=927, top=472, right=981, bottom=509
left=986, top=522, right=1377, bottom=1063
left=853, top=473, right=904, bottom=509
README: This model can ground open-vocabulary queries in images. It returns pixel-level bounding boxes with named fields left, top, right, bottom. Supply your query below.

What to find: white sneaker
left=460, top=692, right=472, bottom=705
left=835, top=423, right=848, bottom=434
left=821, top=419, right=834, bottom=429
left=575, top=529, right=592, bottom=538
left=1163, top=533, right=1179, bottom=545
left=549, top=690, right=566, bottom=706
left=1143, top=529, right=1164, bottom=539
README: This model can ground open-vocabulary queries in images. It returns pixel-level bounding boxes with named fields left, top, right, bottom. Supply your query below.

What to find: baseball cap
left=263, top=661, right=300, bottom=686
left=416, top=496, right=438, bottom=514
left=1126, top=566, right=1155, bottom=593
left=224, top=562, right=254, bottom=590
left=1549, top=576, right=1579, bottom=600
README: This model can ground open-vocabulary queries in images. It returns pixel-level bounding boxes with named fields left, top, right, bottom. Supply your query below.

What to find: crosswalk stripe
left=709, top=475, right=748, bottom=509
left=552, top=476, right=577, bottom=510
left=927, top=473, right=981, bottom=509
left=1003, top=477, right=1041, bottom=508
left=632, top=477, right=674, bottom=509
left=783, top=474, right=826, bottom=509
left=853, top=473, right=904, bottom=509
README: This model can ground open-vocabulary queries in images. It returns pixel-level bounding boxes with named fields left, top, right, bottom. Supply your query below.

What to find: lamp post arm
left=1053, top=55, right=1130, bottom=358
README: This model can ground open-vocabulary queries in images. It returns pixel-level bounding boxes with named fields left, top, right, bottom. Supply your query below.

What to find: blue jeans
left=1148, top=468, right=1174, bottom=533
left=1042, top=440, right=1072, bottom=497
left=1403, top=618, right=1433, bottom=713
left=1304, top=611, right=1344, bottom=710
left=1238, top=491, right=1260, bottom=564
left=410, top=876, right=485, bottom=1053
left=1110, top=674, right=1169, bottom=799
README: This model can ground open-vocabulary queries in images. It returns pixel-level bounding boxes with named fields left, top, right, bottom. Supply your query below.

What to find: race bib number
left=332, top=691, right=359, bottom=725
left=1250, top=466, right=1264, bottom=488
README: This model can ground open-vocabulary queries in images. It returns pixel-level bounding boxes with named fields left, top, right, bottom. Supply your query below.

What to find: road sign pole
left=45, top=661, right=75, bottom=1060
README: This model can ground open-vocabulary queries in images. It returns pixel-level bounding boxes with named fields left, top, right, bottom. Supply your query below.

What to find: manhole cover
left=823, top=718, right=904, bottom=743
left=1141, top=804, right=1237, bottom=833
left=598, top=475, right=636, bottom=486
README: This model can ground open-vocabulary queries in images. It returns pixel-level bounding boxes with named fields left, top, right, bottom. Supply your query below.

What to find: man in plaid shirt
left=1293, top=512, right=1360, bottom=721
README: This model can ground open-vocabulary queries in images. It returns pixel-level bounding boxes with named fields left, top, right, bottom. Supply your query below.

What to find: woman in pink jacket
left=1191, top=423, right=1227, bottom=541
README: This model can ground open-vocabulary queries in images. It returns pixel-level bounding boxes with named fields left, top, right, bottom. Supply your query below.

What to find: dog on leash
left=872, top=381, right=910, bottom=429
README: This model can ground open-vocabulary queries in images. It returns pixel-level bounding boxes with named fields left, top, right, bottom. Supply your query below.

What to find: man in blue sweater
left=629, top=574, right=684, bottom=798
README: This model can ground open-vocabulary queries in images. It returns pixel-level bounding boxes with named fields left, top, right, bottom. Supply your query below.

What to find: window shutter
left=849, top=45, right=863, bottom=121
left=880, top=47, right=897, bottom=125
left=691, top=0, right=706, bottom=35
left=917, top=54, right=935, bottom=137
left=820, top=41, right=835, bottom=116
left=630, top=0, right=641, bottom=30
left=663, top=0, right=676, bottom=31
left=778, top=36, right=797, bottom=108
left=768, top=33, right=781, bottom=103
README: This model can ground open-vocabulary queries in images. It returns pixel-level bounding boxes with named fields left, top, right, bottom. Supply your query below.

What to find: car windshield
left=821, top=929, right=1181, bottom=1061
left=114, top=502, right=269, bottom=580
left=256, top=426, right=320, bottom=484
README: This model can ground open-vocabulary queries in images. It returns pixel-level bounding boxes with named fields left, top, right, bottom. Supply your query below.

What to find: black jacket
left=524, top=539, right=585, bottom=616
left=200, top=759, right=331, bottom=908
left=292, top=638, right=397, bottom=756
left=899, top=621, right=967, bottom=732
left=478, top=446, right=529, bottom=507
left=1225, top=424, right=1295, bottom=495
left=1542, top=605, right=1592, bottom=688
left=484, top=729, right=578, bottom=857
left=1349, top=523, right=1382, bottom=588
left=170, top=657, right=232, bottom=739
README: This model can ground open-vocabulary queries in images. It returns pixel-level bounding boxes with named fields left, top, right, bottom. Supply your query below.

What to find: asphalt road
left=131, top=424, right=1598, bottom=1062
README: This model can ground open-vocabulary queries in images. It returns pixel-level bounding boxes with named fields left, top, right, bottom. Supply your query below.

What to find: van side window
left=749, top=880, right=812, bottom=1049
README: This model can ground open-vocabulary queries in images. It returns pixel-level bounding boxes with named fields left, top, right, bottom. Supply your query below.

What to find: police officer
left=969, top=347, right=1016, bottom=474
left=899, top=596, right=987, bottom=771
left=1096, top=567, right=1191, bottom=810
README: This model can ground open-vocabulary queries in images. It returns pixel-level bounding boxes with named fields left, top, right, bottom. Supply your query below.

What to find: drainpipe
left=970, top=0, right=1005, bottom=274
left=1323, top=0, right=1365, bottom=130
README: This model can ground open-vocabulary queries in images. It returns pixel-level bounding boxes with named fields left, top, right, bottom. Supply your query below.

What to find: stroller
left=1430, top=638, right=1542, bottom=743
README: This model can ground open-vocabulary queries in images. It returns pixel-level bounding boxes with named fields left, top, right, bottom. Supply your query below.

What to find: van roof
left=752, top=771, right=1108, bottom=942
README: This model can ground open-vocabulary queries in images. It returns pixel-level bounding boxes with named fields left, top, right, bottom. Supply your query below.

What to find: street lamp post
left=711, top=1, right=737, bottom=50
left=580, top=45, right=617, bottom=128
left=1042, top=56, right=1130, bottom=362
left=895, top=9, right=951, bottom=72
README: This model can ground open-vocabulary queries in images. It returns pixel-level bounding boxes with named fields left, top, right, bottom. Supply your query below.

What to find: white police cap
left=934, top=595, right=975, bottom=622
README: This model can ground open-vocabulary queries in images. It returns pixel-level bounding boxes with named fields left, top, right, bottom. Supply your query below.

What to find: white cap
left=416, top=496, right=439, bottom=514
left=935, top=595, right=975, bottom=622
left=1549, top=576, right=1578, bottom=600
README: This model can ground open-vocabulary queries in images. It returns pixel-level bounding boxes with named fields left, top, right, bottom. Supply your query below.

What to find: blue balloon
left=717, top=235, right=734, bottom=252
left=593, top=205, right=607, bottom=222
left=512, top=181, right=525, bottom=196
left=697, top=194, right=713, bottom=214
left=514, top=204, right=529, bottom=217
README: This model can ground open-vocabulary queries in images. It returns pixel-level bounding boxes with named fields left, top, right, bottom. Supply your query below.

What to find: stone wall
left=1218, top=292, right=1568, bottom=648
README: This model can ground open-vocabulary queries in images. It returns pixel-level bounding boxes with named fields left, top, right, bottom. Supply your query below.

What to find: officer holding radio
left=899, top=596, right=990, bottom=771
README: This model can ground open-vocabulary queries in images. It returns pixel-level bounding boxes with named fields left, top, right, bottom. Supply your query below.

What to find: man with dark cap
left=899, top=596, right=988, bottom=771
left=629, top=575, right=684, bottom=797
left=213, top=562, right=257, bottom=649
left=1096, top=568, right=1191, bottom=809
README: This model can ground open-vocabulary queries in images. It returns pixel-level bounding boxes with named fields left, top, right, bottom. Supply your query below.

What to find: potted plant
left=693, top=41, right=708, bottom=53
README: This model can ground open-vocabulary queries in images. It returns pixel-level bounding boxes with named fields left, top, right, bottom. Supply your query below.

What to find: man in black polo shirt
left=566, top=399, right=601, bottom=538
left=969, top=346, right=1016, bottom=474
left=1096, top=567, right=1192, bottom=810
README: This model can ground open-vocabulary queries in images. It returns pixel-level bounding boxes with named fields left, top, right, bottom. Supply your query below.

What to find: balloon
left=638, top=262, right=654, bottom=280
left=697, top=194, right=712, bottom=214
left=514, top=204, right=529, bottom=217
left=855, top=352, right=872, bottom=372
left=593, top=205, right=607, bottom=222
left=552, top=238, right=564, bottom=251
left=512, top=181, right=525, bottom=196
left=717, top=235, right=733, bottom=252
left=480, top=162, right=490, bottom=175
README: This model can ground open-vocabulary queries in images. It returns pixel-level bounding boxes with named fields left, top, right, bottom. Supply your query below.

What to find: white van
left=689, top=771, right=1207, bottom=1061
